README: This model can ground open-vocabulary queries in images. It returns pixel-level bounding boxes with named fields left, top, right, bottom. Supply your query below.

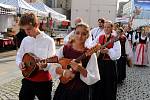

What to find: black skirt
left=53, top=82, right=90, bottom=100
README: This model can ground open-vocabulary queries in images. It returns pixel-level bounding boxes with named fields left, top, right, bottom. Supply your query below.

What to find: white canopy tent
left=0, top=3, right=17, bottom=32
left=30, top=1, right=66, bottom=20
left=0, top=0, right=48, bottom=17
left=0, top=3, right=16, bottom=15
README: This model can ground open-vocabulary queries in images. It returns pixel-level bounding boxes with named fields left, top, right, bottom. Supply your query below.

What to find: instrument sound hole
left=67, top=64, right=72, bottom=69
left=24, top=62, right=32, bottom=67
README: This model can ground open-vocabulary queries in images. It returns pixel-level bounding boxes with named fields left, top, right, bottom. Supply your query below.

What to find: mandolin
left=59, top=33, right=120, bottom=84
left=22, top=53, right=58, bottom=78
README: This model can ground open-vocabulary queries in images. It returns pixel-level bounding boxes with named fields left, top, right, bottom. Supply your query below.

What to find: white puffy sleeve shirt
left=108, top=40, right=121, bottom=60
left=56, top=46, right=100, bottom=85
left=16, top=31, right=56, bottom=77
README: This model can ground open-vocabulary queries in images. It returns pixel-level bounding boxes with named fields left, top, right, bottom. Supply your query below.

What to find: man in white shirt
left=16, top=13, right=56, bottom=100
left=90, top=18, right=105, bottom=40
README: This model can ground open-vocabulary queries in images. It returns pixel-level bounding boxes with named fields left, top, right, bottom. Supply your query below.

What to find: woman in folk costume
left=124, top=25, right=134, bottom=63
left=135, top=28, right=149, bottom=66
left=53, top=23, right=100, bottom=100
left=116, top=27, right=132, bottom=84
left=92, top=21, right=121, bottom=100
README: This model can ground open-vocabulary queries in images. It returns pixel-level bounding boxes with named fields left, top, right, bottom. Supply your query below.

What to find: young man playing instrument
left=16, top=13, right=56, bottom=100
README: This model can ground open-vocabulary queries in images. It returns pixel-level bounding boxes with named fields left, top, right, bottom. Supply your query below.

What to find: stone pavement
left=0, top=50, right=17, bottom=59
left=117, top=66, right=150, bottom=100
left=0, top=77, right=21, bottom=100
left=1, top=66, right=150, bottom=100
left=0, top=45, right=150, bottom=100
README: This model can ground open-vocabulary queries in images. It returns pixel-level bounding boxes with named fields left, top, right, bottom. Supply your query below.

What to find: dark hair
left=98, top=18, right=105, bottom=23
left=19, top=13, right=38, bottom=27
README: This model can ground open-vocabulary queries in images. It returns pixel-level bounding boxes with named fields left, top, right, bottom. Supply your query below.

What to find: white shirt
left=16, top=31, right=57, bottom=78
left=108, top=40, right=121, bottom=60
left=56, top=46, right=100, bottom=85
left=64, top=30, right=93, bottom=48
left=91, top=27, right=103, bottom=40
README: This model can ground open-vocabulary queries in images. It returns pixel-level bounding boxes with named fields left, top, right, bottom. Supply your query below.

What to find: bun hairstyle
left=19, top=13, right=38, bottom=27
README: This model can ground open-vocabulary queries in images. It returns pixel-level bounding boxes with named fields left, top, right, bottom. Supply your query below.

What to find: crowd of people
left=15, top=12, right=150, bottom=100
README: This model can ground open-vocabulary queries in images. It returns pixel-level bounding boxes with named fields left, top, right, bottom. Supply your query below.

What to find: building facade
left=122, top=0, right=150, bottom=28
left=117, top=2, right=128, bottom=17
left=71, top=0, right=117, bottom=27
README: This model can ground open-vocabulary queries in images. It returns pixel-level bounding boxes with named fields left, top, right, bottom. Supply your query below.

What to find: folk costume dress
left=53, top=44, right=100, bottom=100
left=92, top=33, right=121, bottom=100
left=125, top=31, right=134, bottom=62
left=135, top=35, right=149, bottom=66
left=117, top=34, right=131, bottom=83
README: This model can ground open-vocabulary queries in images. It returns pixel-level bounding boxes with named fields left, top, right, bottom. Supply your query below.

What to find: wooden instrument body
left=59, top=58, right=72, bottom=69
left=22, top=53, right=39, bottom=77
left=22, top=53, right=58, bottom=78
left=58, top=58, right=74, bottom=84
left=58, top=34, right=121, bottom=84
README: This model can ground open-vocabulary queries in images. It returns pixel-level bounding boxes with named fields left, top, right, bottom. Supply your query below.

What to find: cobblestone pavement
left=117, top=66, right=150, bottom=100
left=1, top=66, right=150, bottom=100
left=0, top=77, right=21, bottom=100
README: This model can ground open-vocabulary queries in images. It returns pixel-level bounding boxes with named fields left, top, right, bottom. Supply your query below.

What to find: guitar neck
left=72, top=35, right=119, bottom=63
left=75, top=54, right=86, bottom=63
left=73, top=40, right=112, bottom=63
left=45, top=56, right=58, bottom=63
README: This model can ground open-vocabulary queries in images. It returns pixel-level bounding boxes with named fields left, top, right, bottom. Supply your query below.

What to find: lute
left=59, top=33, right=120, bottom=84
left=22, top=53, right=58, bottom=78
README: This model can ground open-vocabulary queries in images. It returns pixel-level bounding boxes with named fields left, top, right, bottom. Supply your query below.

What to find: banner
left=134, top=0, right=150, bottom=10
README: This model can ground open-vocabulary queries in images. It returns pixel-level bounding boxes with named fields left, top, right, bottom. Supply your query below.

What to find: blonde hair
left=69, top=22, right=90, bottom=43
left=75, top=22, right=90, bottom=35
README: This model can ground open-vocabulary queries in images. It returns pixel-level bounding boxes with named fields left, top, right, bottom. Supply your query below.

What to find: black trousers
left=117, top=56, right=127, bottom=83
left=19, top=78, right=52, bottom=100
left=92, top=59, right=117, bottom=100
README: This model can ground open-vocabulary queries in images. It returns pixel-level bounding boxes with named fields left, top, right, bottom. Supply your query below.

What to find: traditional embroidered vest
left=139, top=35, right=147, bottom=44
left=98, top=34, right=115, bottom=60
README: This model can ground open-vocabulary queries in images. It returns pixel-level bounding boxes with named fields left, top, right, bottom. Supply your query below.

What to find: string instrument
left=59, top=33, right=120, bottom=84
left=22, top=53, right=58, bottom=78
